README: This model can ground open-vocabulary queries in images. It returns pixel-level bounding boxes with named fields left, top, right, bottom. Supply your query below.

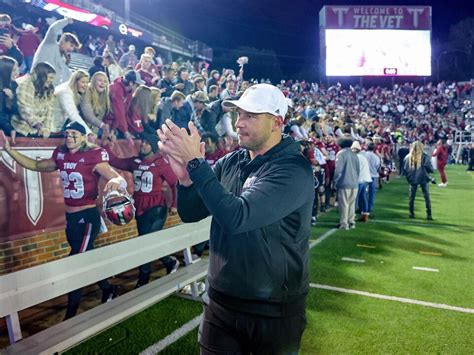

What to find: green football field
left=67, top=166, right=474, bottom=354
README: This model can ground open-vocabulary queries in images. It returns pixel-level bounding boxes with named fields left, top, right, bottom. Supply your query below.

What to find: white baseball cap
left=351, top=141, right=362, bottom=151
left=223, top=83, right=288, bottom=117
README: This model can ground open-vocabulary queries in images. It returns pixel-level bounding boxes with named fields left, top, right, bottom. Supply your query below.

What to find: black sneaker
left=409, top=214, right=415, bottom=219
left=320, top=205, right=326, bottom=213
left=101, top=285, right=118, bottom=303
left=165, top=256, right=180, bottom=275
left=427, top=215, right=433, bottom=221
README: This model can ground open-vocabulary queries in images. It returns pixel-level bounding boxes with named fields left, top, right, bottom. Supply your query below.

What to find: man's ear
left=273, top=116, right=284, bottom=131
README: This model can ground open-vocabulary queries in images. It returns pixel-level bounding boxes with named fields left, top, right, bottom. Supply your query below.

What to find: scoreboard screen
left=325, top=29, right=431, bottom=76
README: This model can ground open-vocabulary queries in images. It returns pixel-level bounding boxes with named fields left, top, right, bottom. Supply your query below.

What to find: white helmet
left=103, top=190, right=135, bottom=226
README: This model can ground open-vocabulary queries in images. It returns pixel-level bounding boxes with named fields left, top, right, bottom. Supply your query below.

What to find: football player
left=324, top=135, right=339, bottom=209
left=104, top=132, right=179, bottom=288
left=1, top=122, right=127, bottom=319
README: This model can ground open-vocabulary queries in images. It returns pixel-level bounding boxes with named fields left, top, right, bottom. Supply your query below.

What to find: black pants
left=135, top=205, right=173, bottom=282
left=199, top=294, right=306, bottom=355
left=409, top=182, right=432, bottom=217
left=65, top=208, right=110, bottom=310
left=468, top=149, right=474, bottom=171
left=312, top=171, right=325, bottom=217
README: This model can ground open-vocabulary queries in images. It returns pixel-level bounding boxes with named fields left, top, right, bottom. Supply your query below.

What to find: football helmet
left=103, top=190, right=136, bottom=225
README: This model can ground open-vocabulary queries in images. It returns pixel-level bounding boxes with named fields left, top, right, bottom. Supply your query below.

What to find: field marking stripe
left=140, top=314, right=202, bottom=355
left=357, top=244, right=376, bottom=249
left=341, top=257, right=366, bottom=263
left=310, top=283, right=474, bottom=314
left=309, top=228, right=337, bottom=249
left=413, top=266, right=439, bottom=272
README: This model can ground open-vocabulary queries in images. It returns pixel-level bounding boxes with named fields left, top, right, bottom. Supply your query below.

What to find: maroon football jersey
left=52, top=147, right=109, bottom=207
left=105, top=148, right=177, bottom=216
left=325, top=142, right=339, bottom=162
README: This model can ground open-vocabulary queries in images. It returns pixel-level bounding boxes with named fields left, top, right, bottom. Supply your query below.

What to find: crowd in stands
left=2, top=8, right=474, bottom=322
left=1, top=13, right=474, bottom=225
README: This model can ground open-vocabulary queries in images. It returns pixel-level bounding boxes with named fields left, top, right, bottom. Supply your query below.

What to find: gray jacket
left=334, top=148, right=360, bottom=189
left=32, top=19, right=73, bottom=86
left=365, top=151, right=381, bottom=178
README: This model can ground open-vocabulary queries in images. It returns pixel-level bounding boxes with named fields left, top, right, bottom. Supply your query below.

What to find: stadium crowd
left=1, top=12, right=474, bottom=319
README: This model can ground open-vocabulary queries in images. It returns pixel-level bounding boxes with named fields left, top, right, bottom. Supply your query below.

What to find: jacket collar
left=238, top=135, right=297, bottom=170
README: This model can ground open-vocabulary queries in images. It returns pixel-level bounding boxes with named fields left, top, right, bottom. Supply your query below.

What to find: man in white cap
left=334, top=137, right=360, bottom=230
left=118, top=44, right=138, bottom=69
left=157, top=83, right=314, bottom=354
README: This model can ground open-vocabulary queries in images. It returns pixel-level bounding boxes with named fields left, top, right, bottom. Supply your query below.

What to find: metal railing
left=1, top=217, right=211, bottom=347
left=453, top=129, right=473, bottom=162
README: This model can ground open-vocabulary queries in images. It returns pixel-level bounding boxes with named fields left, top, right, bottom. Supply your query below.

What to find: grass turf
left=64, top=296, right=202, bottom=354
left=67, top=166, right=474, bottom=354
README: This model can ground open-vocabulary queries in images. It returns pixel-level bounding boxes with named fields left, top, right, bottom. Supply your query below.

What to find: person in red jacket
left=432, top=139, right=449, bottom=187
left=16, top=25, right=41, bottom=73
left=104, top=133, right=179, bottom=288
left=106, top=70, right=144, bottom=145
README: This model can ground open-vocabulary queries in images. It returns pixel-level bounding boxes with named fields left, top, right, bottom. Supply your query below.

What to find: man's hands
left=157, top=120, right=205, bottom=186
left=157, top=119, right=203, bottom=164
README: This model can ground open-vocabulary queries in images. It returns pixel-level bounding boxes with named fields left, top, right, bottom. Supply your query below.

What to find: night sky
left=112, top=0, right=474, bottom=79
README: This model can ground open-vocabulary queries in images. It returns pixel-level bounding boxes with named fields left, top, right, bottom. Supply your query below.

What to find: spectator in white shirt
left=52, top=69, right=92, bottom=135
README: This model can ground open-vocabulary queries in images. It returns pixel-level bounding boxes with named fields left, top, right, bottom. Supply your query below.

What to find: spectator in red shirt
left=16, top=25, right=41, bottom=73
left=106, top=70, right=144, bottom=144
left=432, top=139, right=449, bottom=187
left=128, top=84, right=156, bottom=136
left=136, top=53, right=160, bottom=87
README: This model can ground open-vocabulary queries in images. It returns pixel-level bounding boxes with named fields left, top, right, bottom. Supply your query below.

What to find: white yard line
left=413, top=266, right=439, bottom=272
left=357, top=244, right=377, bottom=249
left=140, top=314, right=202, bottom=355
left=341, top=257, right=366, bottom=263
left=310, top=283, right=474, bottom=314
left=309, top=228, right=337, bottom=249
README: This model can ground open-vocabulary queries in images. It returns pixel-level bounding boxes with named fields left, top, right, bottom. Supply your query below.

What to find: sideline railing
left=0, top=218, right=211, bottom=353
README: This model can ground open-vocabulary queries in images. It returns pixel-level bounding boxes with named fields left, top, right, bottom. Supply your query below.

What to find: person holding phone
left=0, top=28, right=24, bottom=66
